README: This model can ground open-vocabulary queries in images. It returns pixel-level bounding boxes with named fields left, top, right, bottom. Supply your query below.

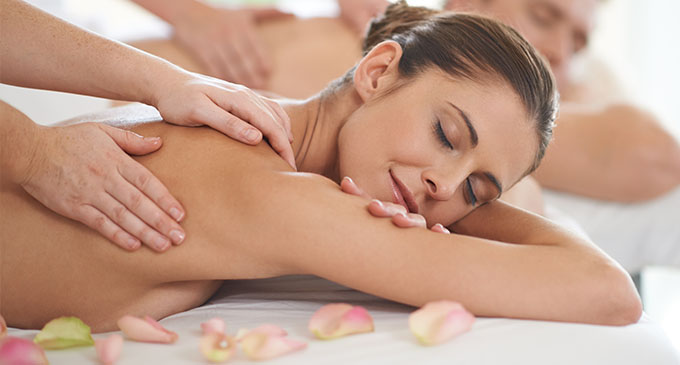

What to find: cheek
left=424, top=194, right=472, bottom=227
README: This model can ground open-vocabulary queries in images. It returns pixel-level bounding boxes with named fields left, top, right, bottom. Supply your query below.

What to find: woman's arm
left=176, top=148, right=641, bottom=326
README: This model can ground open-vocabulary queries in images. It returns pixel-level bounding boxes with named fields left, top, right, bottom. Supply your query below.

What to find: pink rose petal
left=117, top=315, right=178, bottom=344
left=0, top=336, right=49, bottom=365
left=409, top=300, right=475, bottom=346
left=236, top=324, right=287, bottom=340
left=200, top=332, right=236, bottom=363
left=240, top=328, right=306, bottom=361
left=201, top=318, right=226, bottom=335
left=0, top=314, right=6, bottom=338
left=308, top=303, right=374, bottom=339
left=95, top=334, right=123, bottom=365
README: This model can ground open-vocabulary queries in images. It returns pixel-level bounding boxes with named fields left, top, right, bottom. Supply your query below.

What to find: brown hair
left=346, top=1, right=558, bottom=174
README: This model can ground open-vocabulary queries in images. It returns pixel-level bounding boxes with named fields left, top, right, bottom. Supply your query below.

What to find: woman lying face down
left=0, top=2, right=641, bottom=332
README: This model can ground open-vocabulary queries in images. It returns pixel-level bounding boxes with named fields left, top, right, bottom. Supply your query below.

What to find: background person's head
left=444, top=0, right=599, bottom=89
left=331, top=1, right=558, bottom=224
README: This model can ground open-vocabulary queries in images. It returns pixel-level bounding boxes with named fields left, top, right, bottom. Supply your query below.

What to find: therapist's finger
left=98, top=192, right=173, bottom=252
left=206, top=89, right=296, bottom=169
left=77, top=204, right=141, bottom=251
left=104, top=126, right=186, bottom=224
left=340, top=176, right=371, bottom=199
left=105, top=174, right=185, bottom=247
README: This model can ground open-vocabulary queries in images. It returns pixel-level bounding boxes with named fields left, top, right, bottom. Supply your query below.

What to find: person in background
left=130, top=0, right=390, bottom=89
left=445, top=0, right=680, bottom=202
left=1, top=0, right=295, bottom=252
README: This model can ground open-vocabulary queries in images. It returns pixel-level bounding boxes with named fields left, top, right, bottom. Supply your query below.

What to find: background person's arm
left=533, top=103, right=680, bottom=201
left=131, top=0, right=291, bottom=89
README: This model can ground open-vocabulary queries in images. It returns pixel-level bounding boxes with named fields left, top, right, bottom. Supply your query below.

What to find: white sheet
left=544, top=186, right=680, bottom=273
left=7, top=276, right=680, bottom=365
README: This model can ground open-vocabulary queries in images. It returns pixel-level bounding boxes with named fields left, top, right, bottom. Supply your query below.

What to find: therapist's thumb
left=100, top=124, right=163, bottom=156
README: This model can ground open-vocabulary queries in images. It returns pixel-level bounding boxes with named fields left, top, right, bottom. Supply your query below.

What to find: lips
left=389, top=170, right=419, bottom=214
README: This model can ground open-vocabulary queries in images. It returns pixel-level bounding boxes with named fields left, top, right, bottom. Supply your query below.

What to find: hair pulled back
left=352, top=0, right=558, bottom=173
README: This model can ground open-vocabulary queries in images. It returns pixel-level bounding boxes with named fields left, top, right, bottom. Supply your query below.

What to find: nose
left=421, top=167, right=466, bottom=201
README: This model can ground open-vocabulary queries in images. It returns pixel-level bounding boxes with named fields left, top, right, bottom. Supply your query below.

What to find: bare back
left=0, top=108, right=293, bottom=331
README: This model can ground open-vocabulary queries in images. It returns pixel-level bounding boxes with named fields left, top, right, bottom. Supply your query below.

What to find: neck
left=282, top=85, right=361, bottom=183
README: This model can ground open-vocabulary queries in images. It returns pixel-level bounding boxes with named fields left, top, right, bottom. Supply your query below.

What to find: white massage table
left=7, top=275, right=679, bottom=364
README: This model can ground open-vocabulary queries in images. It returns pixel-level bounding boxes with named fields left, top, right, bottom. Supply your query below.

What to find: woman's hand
left=172, top=2, right=292, bottom=89
left=340, top=177, right=450, bottom=234
left=21, top=122, right=186, bottom=252
left=337, top=0, right=390, bottom=34
left=151, top=70, right=296, bottom=170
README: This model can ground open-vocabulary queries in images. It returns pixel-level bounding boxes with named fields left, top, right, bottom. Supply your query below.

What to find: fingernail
left=344, top=176, right=354, bottom=185
left=169, top=230, right=185, bottom=245
left=155, top=237, right=170, bottom=251
left=245, top=129, right=260, bottom=143
left=169, top=207, right=184, bottom=222
left=144, top=136, right=161, bottom=144
left=127, top=237, right=140, bottom=249
left=371, top=199, right=383, bottom=208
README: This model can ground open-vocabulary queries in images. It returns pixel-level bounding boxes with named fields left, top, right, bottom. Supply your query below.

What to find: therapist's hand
left=340, top=177, right=450, bottom=233
left=151, top=70, right=296, bottom=170
left=22, top=123, right=186, bottom=252
left=337, top=0, right=390, bottom=34
left=172, top=2, right=292, bottom=89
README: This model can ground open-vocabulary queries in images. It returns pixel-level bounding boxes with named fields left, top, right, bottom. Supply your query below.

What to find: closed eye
left=466, top=178, right=477, bottom=206
left=433, top=120, right=454, bottom=150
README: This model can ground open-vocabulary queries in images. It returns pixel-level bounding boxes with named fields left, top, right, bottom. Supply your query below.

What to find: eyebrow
left=447, top=102, right=503, bottom=197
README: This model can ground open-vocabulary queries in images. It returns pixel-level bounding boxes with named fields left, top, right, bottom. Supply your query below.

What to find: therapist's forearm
left=0, top=0, right=182, bottom=106
left=0, top=101, right=40, bottom=185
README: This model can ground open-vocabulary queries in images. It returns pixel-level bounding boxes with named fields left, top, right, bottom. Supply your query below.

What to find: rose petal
left=0, top=336, right=49, bottom=365
left=201, top=318, right=226, bottom=335
left=33, top=316, right=95, bottom=349
left=117, top=315, right=178, bottom=344
left=95, top=334, right=123, bottom=365
left=0, top=314, right=6, bottom=338
left=199, top=332, right=236, bottom=363
left=308, top=303, right=374, bottom=340
left=240, top=328, right=306, bottom=361
left=409, top=300, right=475, bottom=346
left=235, top=324, right=287, bottom=341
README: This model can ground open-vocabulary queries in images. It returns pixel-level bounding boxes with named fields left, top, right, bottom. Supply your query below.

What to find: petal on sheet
left=117, top=315, right=178, bottom=344
left=408, top=300, right=475, bottom=346
left=201, top=318, right=226, bottom=335
left=240, top=328, right=306, bottom=361
left=0, top=314, right=6, bottom=338
left=33, top=316, right=95, bottom=349
left=95, top=334, right=123, bottom=365
left=199, top=332, right=236, bottom=363
left=0, top=336, right=49, bottom=365
left=308, top=303, right=374, bottom=340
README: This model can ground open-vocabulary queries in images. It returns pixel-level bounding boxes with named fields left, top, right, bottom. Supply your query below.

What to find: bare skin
left=0, top=41, right=641, bottom=332
left=132, top=4, right=680, bottom=203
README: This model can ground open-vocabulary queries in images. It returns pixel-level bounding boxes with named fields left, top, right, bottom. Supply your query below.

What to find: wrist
left=0, top=103, right=44, bottom=184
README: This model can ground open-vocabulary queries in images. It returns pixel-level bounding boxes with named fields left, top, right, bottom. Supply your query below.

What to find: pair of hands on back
left=24, top=71, right=295, bottom=252
left=170, top=0, right=389, bottom=88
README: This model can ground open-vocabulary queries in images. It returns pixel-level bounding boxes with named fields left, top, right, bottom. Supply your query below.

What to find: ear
left=353, top=41, right=403, bottom=103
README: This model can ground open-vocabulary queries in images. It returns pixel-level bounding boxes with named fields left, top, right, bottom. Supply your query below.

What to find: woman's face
left=337, top=70, right=538, bottom=226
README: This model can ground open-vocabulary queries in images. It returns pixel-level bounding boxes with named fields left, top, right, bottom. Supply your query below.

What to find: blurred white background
left=1, top=0, right=678, bottom=353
